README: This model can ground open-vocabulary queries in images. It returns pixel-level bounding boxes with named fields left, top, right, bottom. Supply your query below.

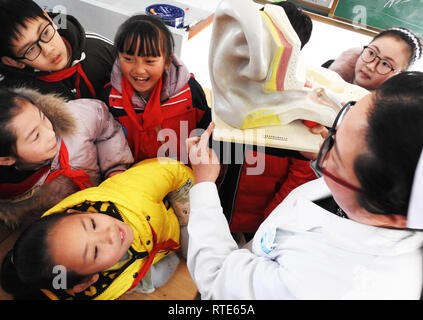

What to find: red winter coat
left=226, top=150, right=317, bottom=233
left=107, top=57, right=210, bottom=162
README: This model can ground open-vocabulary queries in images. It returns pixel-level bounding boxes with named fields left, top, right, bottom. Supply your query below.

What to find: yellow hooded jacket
left=40, top=158, right=194, bottom=300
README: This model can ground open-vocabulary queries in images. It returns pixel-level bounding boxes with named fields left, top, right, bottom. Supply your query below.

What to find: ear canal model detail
left=209, top=0, right=369, bottom=131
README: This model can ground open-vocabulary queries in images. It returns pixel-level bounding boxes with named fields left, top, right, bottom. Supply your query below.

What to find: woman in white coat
left=186, top=71, right=423, bottom=300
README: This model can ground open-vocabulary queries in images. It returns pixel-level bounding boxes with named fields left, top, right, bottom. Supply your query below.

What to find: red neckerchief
left=0, top=164, right=50, bottom=199
left=45, top=140, right=92, bottom=190
left=37, top=40, right=96, bottom=99
left=126, top=226, right=180, bottom=292
left=120, top=75, right=164, bottom=130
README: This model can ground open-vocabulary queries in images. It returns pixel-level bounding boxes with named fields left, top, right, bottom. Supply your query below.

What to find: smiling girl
left=106, top=14, right=211, bottom=162
left=1, top=158, right=194, bottom=300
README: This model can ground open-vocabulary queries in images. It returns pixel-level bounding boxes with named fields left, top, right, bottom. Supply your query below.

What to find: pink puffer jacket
left=0, top=88, right=134, bottom=226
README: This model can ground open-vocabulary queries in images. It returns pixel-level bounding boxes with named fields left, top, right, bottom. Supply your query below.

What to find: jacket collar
left=12, top=87, right=76, bottom=136
left=266, top=177, right=423, bottom=256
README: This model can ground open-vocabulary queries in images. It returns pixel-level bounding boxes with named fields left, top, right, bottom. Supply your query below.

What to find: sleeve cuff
left=190, top=182, right=220, bottom=208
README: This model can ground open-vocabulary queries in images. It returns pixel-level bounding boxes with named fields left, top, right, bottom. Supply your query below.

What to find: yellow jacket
left=40, top=158, right=194, bottom=300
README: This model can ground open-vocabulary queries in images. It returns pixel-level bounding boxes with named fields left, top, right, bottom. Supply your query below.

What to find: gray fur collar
left=12, top=88, right=76, bottom=136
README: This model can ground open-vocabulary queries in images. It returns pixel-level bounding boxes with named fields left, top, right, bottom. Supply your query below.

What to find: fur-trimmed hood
left=0, top=89, right=134, bottom=227
left=12, top=87, right=76, bottom=137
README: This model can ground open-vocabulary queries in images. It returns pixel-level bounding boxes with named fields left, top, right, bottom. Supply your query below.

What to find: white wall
left=183, top=17, right=423, bottom=90
left=34, top=0, right=212, bottom=57
left=34, top=0, right=423, bottom=90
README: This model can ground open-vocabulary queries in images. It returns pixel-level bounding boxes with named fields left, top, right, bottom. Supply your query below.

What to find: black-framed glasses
left=14, top=21, right=56, bottom=61
left=311, top=101, right=365, bottom=194
left=360, top=46, right=399, bottom=75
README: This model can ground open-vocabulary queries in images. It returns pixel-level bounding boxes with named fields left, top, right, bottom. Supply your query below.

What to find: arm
left=186, top=123, right=295, bottom=299
left=78, top=99, right=134, bottom=178
left=100, top=158, right=195, bottom=206
left=0, top=176, right=79, bottom=227
left=264, top=158, right=316, bottom=218
left=187, top=181, right=295, bottom=299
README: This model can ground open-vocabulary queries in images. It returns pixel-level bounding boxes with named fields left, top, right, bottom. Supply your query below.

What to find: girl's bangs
left=120, top=29, right=163, bottom=57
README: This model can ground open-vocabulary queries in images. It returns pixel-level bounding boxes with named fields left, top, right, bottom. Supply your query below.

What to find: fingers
left=186, top=122, right=220, bottom=166
left=300, top=151, right=318, bottom=161
left=198, top=122, right=215, bottom=150
left=310, top=125, right=329, bottom=139
left=186, top=122, right=214, bottom=157
left=310, top=124, right=324, bottom=134
left=186, top=136, right=201, bottom=151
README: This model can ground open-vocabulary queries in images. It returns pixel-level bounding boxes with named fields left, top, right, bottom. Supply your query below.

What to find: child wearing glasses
left=185, top=71, right=423, bottom=299
left=324, top=27, right=422, bottom=90
left=0, top=0, right=115, bottom=101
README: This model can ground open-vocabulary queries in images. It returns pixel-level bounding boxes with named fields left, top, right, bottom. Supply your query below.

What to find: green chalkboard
left=331, top=0, right=423, bottom=39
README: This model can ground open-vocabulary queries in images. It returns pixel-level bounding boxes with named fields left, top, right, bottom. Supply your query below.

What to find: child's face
left=8, top=17, right=70, bottom=72
left=49, top=212, right=135, bottom=276
left=10, top=100, right=58, bottom=164
left=354, top=36, right=410, bottom=90
left=118, top=44, right=170, bottom=98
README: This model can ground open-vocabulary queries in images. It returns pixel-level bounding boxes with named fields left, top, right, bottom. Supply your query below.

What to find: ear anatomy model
left=209, top=0, right=368, bottom=130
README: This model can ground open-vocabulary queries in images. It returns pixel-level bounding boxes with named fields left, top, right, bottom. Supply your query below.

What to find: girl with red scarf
left=106, top=14, right=211, bottom=163
left=0, top=87, right=133, bottom=228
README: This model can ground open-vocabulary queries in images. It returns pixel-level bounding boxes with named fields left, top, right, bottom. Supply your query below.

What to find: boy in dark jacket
left=0, top=0, right=114, bottom=101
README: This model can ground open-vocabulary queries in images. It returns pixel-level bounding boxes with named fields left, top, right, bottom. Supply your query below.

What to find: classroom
left=0, top=0, right=423, bottom=304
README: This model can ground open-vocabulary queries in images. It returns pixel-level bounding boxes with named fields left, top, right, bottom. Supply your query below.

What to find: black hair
left=272, top=1, right=313, bottom=49
left=372, top=27, right=422, bottom=68
left=0, top=88, right=30, bottom=157
left=0, top=0, right=47, bottom=59
left=114, top=14, right=175, bottom=64
left=354, top=71, right=423, bottom=216
left=0, top=211, right=87, bottom=299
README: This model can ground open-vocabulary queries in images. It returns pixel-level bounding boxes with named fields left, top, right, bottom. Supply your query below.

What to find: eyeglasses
left=360, top=46, right=399, bottom=75
left=311, top=101, right=365, bottom=194
left=14, top=22, right=56, bottom=61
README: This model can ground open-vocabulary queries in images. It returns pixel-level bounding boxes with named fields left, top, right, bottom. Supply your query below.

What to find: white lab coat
left=187, top=178, right=423, bottom=299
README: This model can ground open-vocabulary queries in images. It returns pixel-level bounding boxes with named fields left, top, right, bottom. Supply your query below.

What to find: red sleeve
left=263, top=157, right=316, bottom=218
